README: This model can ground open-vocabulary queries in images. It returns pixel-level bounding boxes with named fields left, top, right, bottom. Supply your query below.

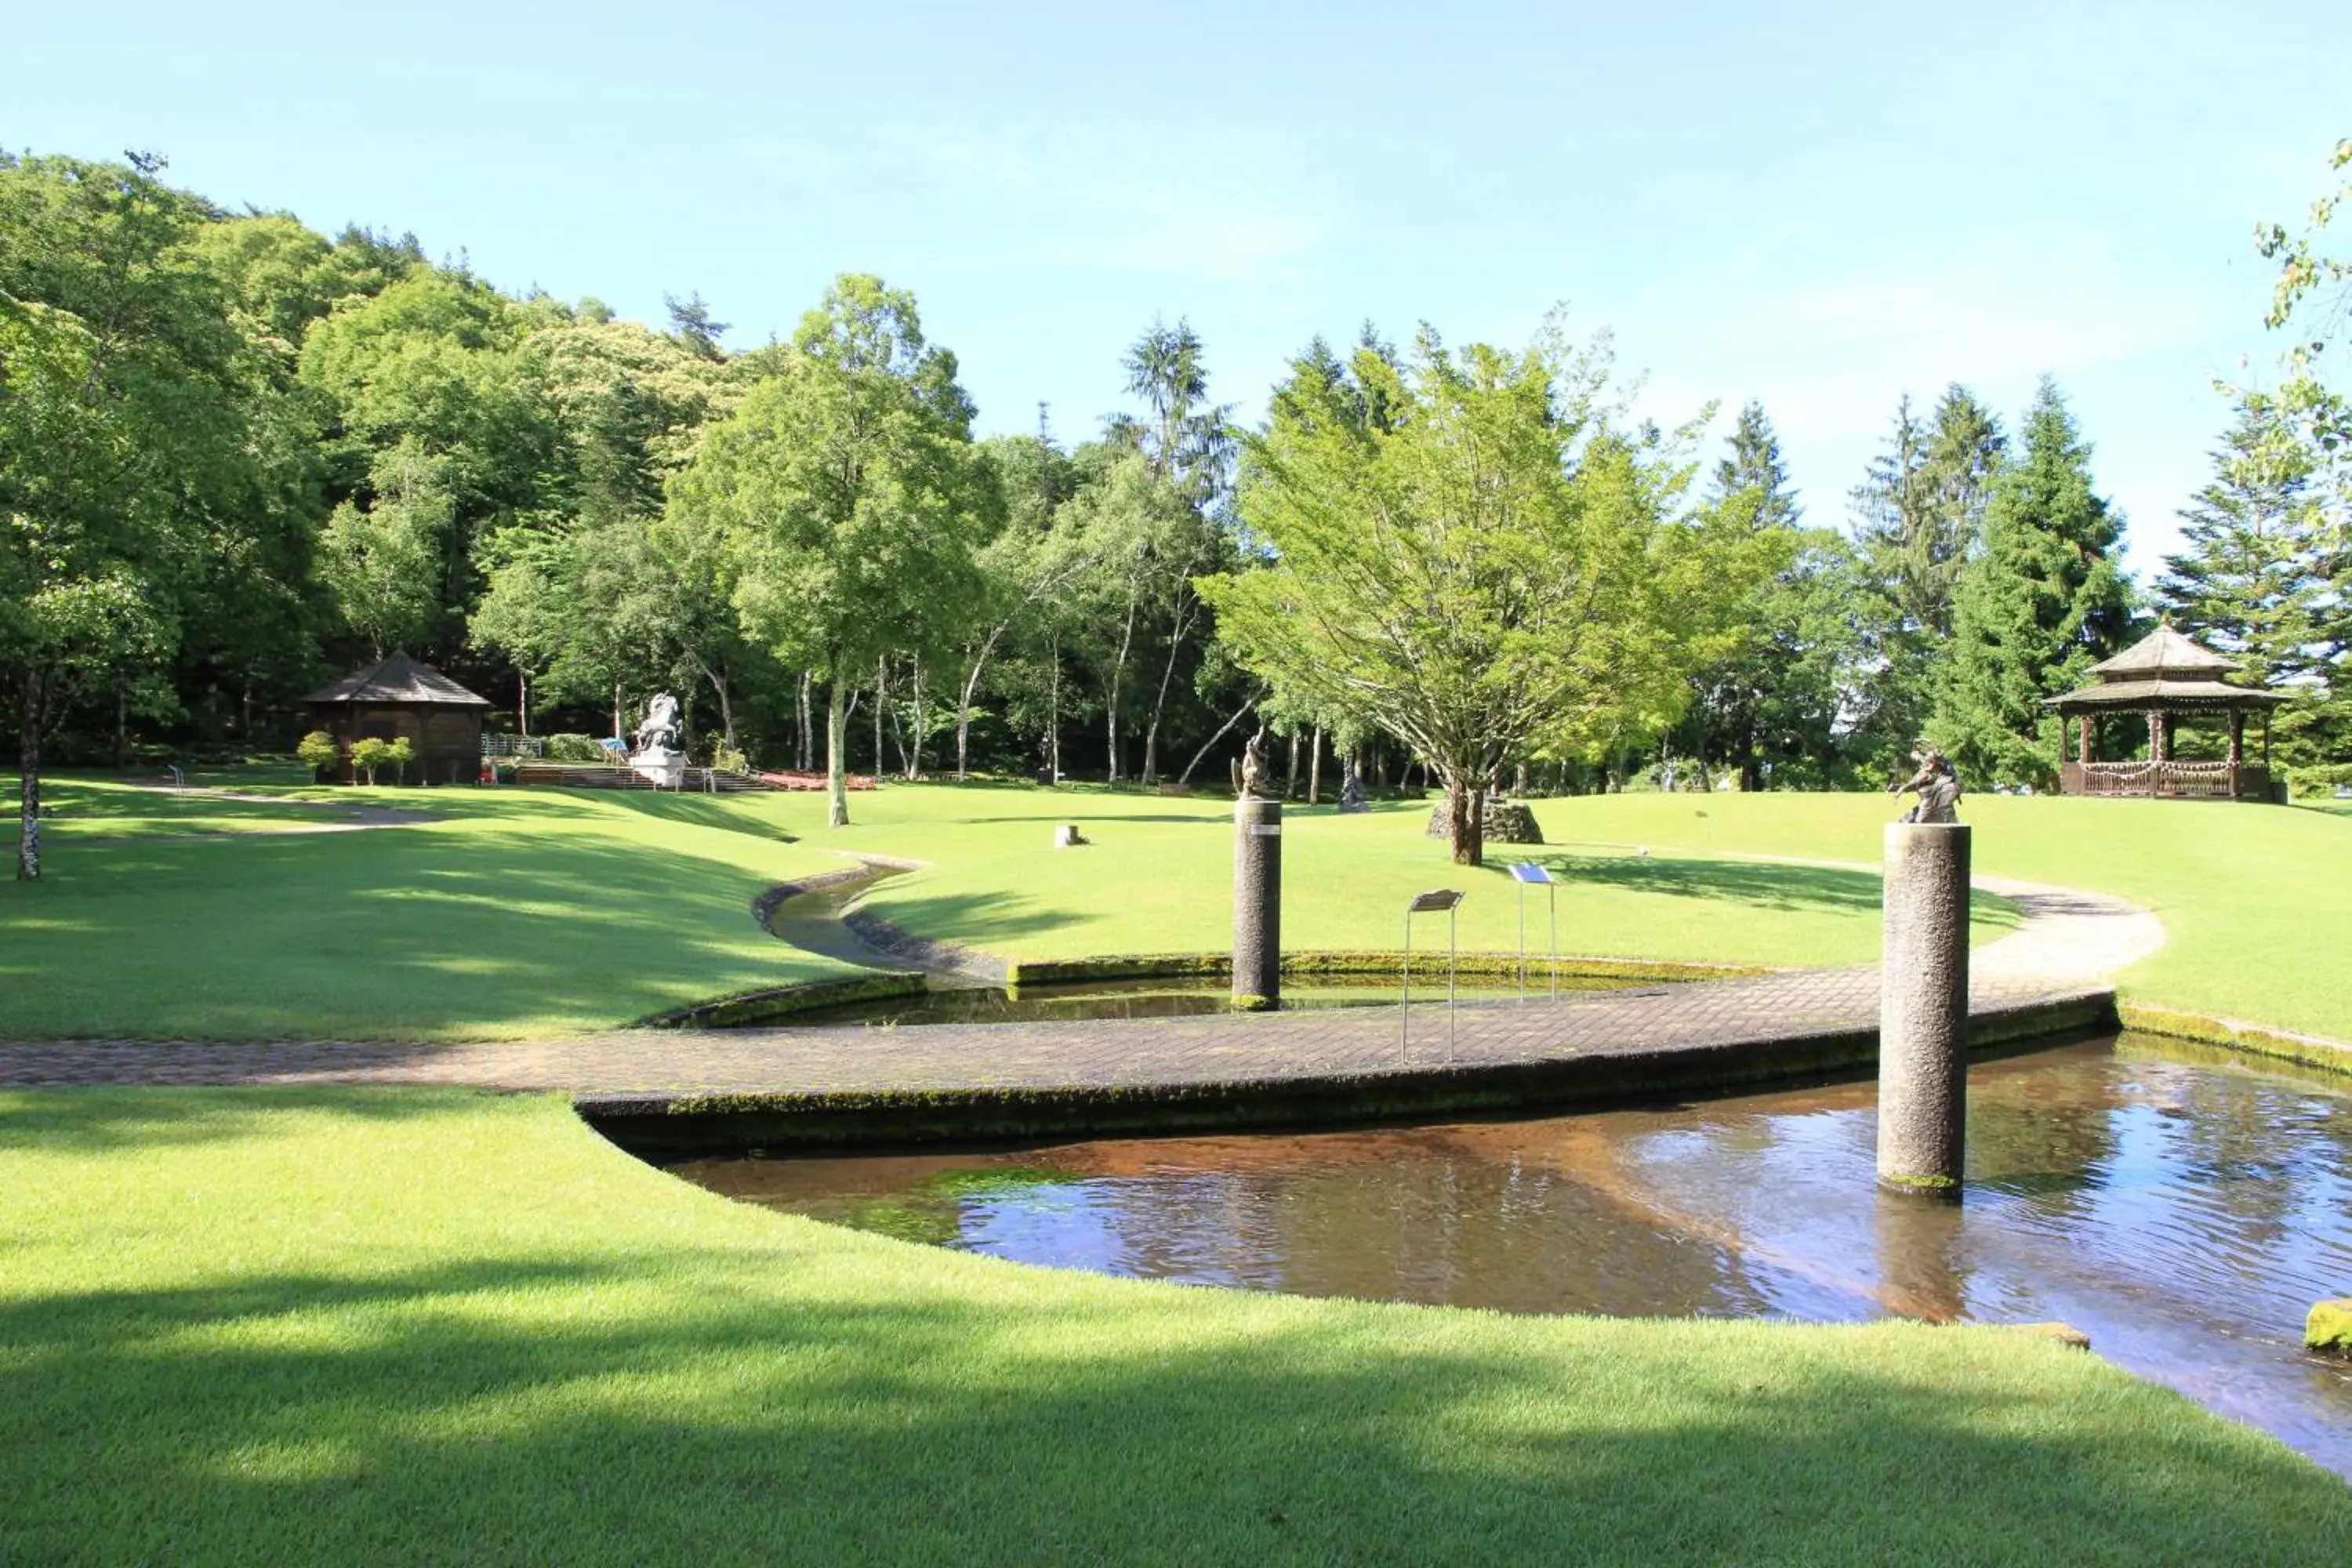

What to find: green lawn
left=7, top=776, right=2351, bottom=1042
left=0, top=776, right=2006, bottom=1041
left=3, top=1086, right=2342, bottom=1566
left=0, top=778, right=862, bottom=1039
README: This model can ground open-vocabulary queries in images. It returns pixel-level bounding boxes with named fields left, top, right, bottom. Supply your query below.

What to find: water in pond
left=673, top=1034, right=2352, bottom=1476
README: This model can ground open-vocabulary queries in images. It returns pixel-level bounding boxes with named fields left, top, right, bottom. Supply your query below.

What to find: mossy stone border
left=1003, top=949, right=1771, bottom=989
left=2115, top=1004, right=2352, bottom=1078
left=583, top=991, right=2116, bottom=1156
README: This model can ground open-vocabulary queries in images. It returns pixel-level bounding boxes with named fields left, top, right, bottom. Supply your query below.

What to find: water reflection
left=675, top=1036, right=2352, bottom=1476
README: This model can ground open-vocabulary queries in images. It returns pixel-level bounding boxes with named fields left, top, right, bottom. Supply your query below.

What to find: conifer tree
left=2157, top=398, right=2339, bottom=762
left=1678, top=402, right=1857, bottom=789
left=1849, top=387, right=2005, bottom=771
left=1938, top=379, right=2132, bottom=786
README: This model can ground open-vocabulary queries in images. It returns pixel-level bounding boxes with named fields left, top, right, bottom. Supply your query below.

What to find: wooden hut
left=303, top=654, right=490, bottom=786
left=2042, top=625, right=2286, bottom=800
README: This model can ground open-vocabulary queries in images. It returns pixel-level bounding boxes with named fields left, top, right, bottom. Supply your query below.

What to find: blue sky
left=7, top=2, right=2340, bottom=572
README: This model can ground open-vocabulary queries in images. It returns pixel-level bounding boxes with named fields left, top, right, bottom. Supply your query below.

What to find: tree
left=2157, top=398, right=2339, bottom=763
left=1674, top=402, right=1830, bottom=789
left=668, top=274, right=987, bottom=826
left=1937, top=380, right=2132, bottom=786
left=2251, top=136, right=2352, bottom=548
left=1202, top=319, right=1764, bottom=865
left=1848, top=387, right=2006, bottom=773
left=0, top=151, right=264, bottom=879
left=318, top=438, right=451, bottom=657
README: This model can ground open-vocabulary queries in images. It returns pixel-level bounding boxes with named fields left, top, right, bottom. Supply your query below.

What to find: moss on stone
left=2307, top=1298, right=2352, bottom=1356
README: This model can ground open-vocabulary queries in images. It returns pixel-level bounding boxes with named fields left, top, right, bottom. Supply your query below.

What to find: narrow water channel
left=672, top=1034, right=2352, bottom=1477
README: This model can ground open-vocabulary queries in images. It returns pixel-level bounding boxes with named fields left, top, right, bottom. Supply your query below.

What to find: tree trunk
left=1176, top=688, right=1262, bottom=788
left=874, top=655, right=887, bottom=778
left=1286, top=731, right=1301, bottom=799
left=114, top=688, right=130, bottom=771
left=798, top=672, right=813, bottom=771
left=902, top=659, right=924, bottom=781
left=1445, top=771, right=1485, bottom=867
left=519, top=670, right=531, bottom=738
left=1309, top=728, right=1324, bottom=804
left=826, top=676, right=851, bottom=828
left=689, top=654, right=735, bottom=753
left=18, top=669, right=44, bottom=881
left=1138, top=595, right=1196, bottom=786
left=612, top=684, right=622, bottom=745
left=1105, top=590, right=1138, bottom=782
left=1047, top=633, right=1062, bottom=783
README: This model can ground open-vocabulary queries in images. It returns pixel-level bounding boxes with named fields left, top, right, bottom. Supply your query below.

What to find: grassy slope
left=730, top=784, right=2013, bottom=969
left=0, top=779, right=860, bottom=1039
left=1494, top=792, right=2352, bottom=1042
left=0, top=777, right=2000, bottom=1041
left=3, top=1087, right=2342, bottom=1566
left=5, top=777, right=2344, bottom=1041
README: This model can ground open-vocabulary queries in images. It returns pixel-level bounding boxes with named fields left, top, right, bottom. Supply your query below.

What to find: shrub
left=295, top=731, right=342, bottom=782
left=348, top=737, right=394, bottom=786
left=713, top=742, right=750, bottom=775
left=385, top=736, right=415, bottom=784
left=2287, top=763, right=2352, bottom=800
left=543, top=733, right=604, bottom=763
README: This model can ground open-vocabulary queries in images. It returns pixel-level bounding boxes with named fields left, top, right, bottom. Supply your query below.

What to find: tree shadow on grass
left=1486, top=852, right=2016, bottom=929
left=0, top=1242, right=2341, bottom=1564
left=856, top=888, right=1079, bottom=949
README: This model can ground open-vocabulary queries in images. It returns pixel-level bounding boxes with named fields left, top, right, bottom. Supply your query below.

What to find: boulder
left=1425, top=797, right=1544, bottom=844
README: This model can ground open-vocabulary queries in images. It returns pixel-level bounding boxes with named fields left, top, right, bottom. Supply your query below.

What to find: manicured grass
left=0, top=778, right=860, bottom=1039
left=0, top=776, right=2006, bottom=1041
left=1491, top=791, right=2352, bottom=1044
left=9, top=775, right=2350, bottom=1043
left=717, top=783, right=2015, bottom=971
left=4, top=1087, right=2342, bottom=1566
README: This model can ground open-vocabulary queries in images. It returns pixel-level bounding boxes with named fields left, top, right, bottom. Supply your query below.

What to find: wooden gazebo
left=303, top=654, right=490, bottom=786
left=2043, top=625, right=2285, bottom=800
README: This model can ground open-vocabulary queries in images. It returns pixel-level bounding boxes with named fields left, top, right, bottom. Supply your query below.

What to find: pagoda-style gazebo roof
left=302, top=653, right=492, bottom=710
left=2042, top=625, right=2284, bottom=800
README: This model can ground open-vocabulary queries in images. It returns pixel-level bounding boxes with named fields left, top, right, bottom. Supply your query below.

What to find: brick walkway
left=0, top=880, right=2144, bottom=1104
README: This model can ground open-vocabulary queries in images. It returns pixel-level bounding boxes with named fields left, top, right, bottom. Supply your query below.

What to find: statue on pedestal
left=1232, top=727, right=1271, bottom=799
left=628, top=692, right=688, bottom=789
left=1891, top=746, right=1962, bottom=824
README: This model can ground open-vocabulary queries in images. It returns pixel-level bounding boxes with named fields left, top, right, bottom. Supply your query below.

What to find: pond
left=672, top=1035, right=2352, bottom=1477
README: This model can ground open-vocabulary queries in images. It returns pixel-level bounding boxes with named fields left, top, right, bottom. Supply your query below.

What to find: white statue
left=628, top=692, right=686, bottom=788
left=631, top=693, right=681, bottom=754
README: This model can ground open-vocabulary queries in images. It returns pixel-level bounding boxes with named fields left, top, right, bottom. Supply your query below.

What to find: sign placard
left=1508, top=862, right=1552, bottom=884
left=1249, top=822, right=1282, bottom=837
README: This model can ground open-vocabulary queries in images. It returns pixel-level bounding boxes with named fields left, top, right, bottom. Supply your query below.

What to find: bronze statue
left=1891, top=746, right=1962, bottom=824
left=1231, top=726, right=1271, bottom=798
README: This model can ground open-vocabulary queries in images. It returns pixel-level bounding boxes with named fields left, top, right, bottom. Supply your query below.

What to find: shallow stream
left=674, top=1035, right=2352, bottom=1476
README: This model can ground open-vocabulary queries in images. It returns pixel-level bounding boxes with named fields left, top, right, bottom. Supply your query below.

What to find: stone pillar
left=1880, top=822, right=1971, bottom=1195
left=2077, top=713, right=2092, bottom=766
left=2228, top=711, right=2245, bottom=765
left=1233, top=796, right=1283, bottom=1010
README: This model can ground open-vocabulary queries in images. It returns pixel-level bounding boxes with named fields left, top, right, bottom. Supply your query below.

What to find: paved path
left=0, top=878, right=2149, bottom=1102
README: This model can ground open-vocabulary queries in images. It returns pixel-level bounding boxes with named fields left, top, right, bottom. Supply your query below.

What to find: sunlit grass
left=3, top=1087, right=2341, bottom=1565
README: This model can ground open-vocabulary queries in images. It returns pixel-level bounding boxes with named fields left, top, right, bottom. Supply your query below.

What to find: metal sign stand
left=1403, top=888, right=1465, bottom=1063
left=1508, top=862, right=1558, bottom=998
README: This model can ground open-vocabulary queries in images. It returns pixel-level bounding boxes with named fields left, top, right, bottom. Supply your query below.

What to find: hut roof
left=303, top=653, right=490, bottom=708
left=2085, top=624, right=2240, bottom=681
left=2042, top=677, right=2286, bottom=710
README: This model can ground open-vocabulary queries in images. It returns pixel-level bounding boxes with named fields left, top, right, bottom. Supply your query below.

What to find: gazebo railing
left=2060, top=760, right=2270, bottom=800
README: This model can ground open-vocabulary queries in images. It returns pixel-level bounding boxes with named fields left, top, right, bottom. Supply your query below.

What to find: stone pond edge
left=578, top=989, right=2118, bottom=1154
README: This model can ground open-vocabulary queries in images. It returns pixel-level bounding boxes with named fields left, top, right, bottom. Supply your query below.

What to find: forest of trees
left=4, top=143, right=2347, bottom=873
